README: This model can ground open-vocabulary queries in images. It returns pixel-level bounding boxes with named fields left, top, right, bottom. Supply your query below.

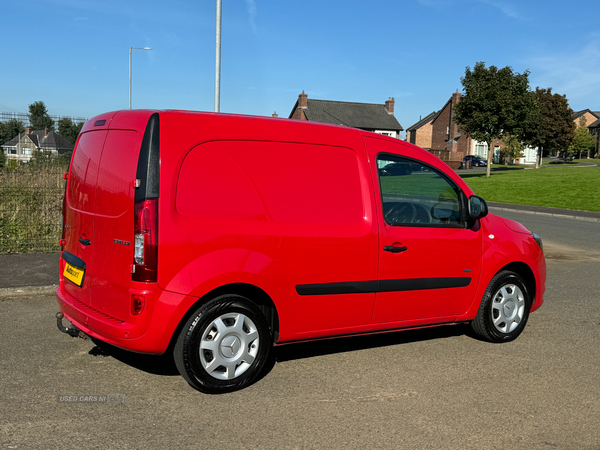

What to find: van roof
left=80, top=109, right=435, bottom=162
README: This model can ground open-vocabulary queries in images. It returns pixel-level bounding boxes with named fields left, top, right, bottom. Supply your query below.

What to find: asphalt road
left=1, top=209, right=599, bottom=450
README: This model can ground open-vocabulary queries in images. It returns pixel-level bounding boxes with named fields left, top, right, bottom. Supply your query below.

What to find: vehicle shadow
left=84, top=324, right=471, bottom=384
left=273, top=324, right=469, bottom=363
left=87, top=338, right=180, bottom=376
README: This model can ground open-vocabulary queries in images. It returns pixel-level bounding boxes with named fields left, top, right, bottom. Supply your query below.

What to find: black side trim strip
left=296, top=281, right=378, bottom=296
left=378, top=277, right=471, bottom=292
left=62, top=251, right=86, bottom=271
left=296, top=277, right=471, bottom=296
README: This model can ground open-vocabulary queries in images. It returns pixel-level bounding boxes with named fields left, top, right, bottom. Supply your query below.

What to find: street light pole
left=215, top=0, right=222, bottom=112
left=129, top=47, right=152, bottom=109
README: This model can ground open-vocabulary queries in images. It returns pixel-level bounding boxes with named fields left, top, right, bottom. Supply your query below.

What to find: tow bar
left=55, top=312, right=89, bottom=339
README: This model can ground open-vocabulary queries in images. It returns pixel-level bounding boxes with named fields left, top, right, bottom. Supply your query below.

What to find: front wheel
left=174, top=295, right=272, bottom=394
left=470, top=271, right=531, bottom=343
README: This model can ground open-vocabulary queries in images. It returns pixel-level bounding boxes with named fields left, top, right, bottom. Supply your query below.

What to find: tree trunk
left=486, top=141, right=492, bottom=178
left=536, top=146, right=543, bottom=169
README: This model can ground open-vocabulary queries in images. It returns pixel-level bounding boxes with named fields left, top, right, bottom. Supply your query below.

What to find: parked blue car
left=463, top=155, right=487, bottom=167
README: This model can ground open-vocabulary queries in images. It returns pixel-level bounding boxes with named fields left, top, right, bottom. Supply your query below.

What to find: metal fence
left=0, top=111, right=88, bottom=127
left=0, top=165, right=67, bottom=253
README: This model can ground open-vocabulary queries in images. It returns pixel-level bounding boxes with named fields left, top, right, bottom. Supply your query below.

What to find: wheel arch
left=499, top=261, right=536, bottom=306
left=168, top=283, right=280, bottom=353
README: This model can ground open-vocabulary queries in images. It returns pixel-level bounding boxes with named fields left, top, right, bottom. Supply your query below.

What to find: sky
left=2, top=0, right=600, bottom=136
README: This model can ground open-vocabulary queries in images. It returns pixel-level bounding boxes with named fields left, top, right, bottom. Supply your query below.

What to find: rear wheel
left=471, top=271, right=531, bottom=343
left=174, top=295, right=272, bottom=394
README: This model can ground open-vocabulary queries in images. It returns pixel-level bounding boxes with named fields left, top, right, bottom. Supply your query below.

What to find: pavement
left=0, top=252, right=59, bottom=299
left=0, top=203, right=599, bottom=300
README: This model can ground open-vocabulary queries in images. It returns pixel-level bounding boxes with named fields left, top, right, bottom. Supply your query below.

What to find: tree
left=29, top=150, right=55, bottom=168
left=501, top=134, right=525, bottom=164
left=568, top=116, right=595, bottom=159
left=0, top=118, right=25, bottom=145
left=0, top=119, right=25, bottom=170
left=28, top=101, right=55, bottom=131
left=58, top=118, right=84, bottom=145
left=453, top=62, right=538, bottom=177
left=521, top=88, right=575, bottom=168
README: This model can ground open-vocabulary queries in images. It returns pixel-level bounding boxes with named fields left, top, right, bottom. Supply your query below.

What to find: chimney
left=298, top=91, right=308, bottom=109
left=26, top=128, right=30, bottom=135
left=385, top=97, right=395, bottom=114
left=272, top=112, right=278, bottom=118
left=44, top=128, right=48, bottom=136
left=451, top=89, right=462, bottom=105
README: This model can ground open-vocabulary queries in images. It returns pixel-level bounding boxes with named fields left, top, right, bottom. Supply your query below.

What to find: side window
left=378, top=154, right=463, bottom=227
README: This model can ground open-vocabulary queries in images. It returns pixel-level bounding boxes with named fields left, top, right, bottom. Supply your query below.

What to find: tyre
left=174, top=294, right=272, bottom=394
left=470, top=271, right=531, bottom=343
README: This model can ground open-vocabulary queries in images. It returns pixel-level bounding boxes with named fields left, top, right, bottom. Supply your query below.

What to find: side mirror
left=468, top=195, right=488, bottom=220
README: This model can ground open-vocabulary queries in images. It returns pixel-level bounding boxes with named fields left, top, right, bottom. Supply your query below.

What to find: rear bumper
left=56, top=284, right=192, bottom=355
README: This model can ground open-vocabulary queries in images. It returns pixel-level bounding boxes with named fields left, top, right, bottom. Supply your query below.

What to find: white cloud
left=244, top=0, right=258, bottom=34
left=419, top=0, right=523, bottom=19
left=529, top=39, right=600, bottom=108
left=473, top=0, right=522, bottom=20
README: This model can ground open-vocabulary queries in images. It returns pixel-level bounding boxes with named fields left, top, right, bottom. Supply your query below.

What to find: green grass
left=460, top=166, right=600, bottom=212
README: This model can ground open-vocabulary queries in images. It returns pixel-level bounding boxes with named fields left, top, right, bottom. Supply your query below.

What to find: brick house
left=288, top=91, right=403, bottom=138
left=572, top=110, right=600, bottom=158
left=2, top=128, right=73, bottom=163
left=406, top=111, right=437, bottom=149
left=573, top=110, right=599, bottom=129
left=586, top=115, right=600, bottom=158
left=429, top=91, right=471, bottom=160
left=588, top=117, right=600, bottom=158
left=414, top=90, right=540, bottom=165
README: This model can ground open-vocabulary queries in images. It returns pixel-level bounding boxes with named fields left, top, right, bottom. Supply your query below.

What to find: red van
left=56, top=110, right=546, bottom=393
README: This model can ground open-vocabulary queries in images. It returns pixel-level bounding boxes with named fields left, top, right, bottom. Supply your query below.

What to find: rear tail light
left=133, top=199, right=158, bottom=282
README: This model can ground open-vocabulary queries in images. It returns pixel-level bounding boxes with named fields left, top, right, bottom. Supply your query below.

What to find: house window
left=475, top=143, right=487, bottom=158
left=10, top=149, right=16, bottom=155
left=493, top=146, right=501, bottom=164
left=375, top=130, right=396, bottom=138
left=22, top=148, right=31, bottom=155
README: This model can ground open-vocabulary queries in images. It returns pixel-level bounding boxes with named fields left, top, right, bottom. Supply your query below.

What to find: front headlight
left=532, top=233, right=543, bottom=252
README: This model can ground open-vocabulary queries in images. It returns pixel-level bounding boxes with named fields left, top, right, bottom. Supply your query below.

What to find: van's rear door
left=63, top=110, right=155, bottom=320
left=90, top=127, right=145, bottom=320
left=63, top=124, right=110, bottom=306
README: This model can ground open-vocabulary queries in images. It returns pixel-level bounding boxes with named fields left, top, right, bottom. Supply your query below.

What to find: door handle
left=79, top=238, right=91, bottom=246
left=383, top=245, right=407, bottom=253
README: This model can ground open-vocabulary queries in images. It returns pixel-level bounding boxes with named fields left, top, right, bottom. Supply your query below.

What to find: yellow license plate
left=63, top=262, right=85, bottom=287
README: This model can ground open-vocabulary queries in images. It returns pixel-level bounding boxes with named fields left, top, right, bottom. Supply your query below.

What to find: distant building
left=289, top=91, right=403, bottom=138
left=572, top=110, right=599, bottom=129
left=412, top=91, right=538, bottom=165
left=572, top=110, right=600, bottom=158
left=406, top=111, right=437, bottom=149
left=589, top=118, right=600, bottom=158
left=2, top=128, right=73, bottom=163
